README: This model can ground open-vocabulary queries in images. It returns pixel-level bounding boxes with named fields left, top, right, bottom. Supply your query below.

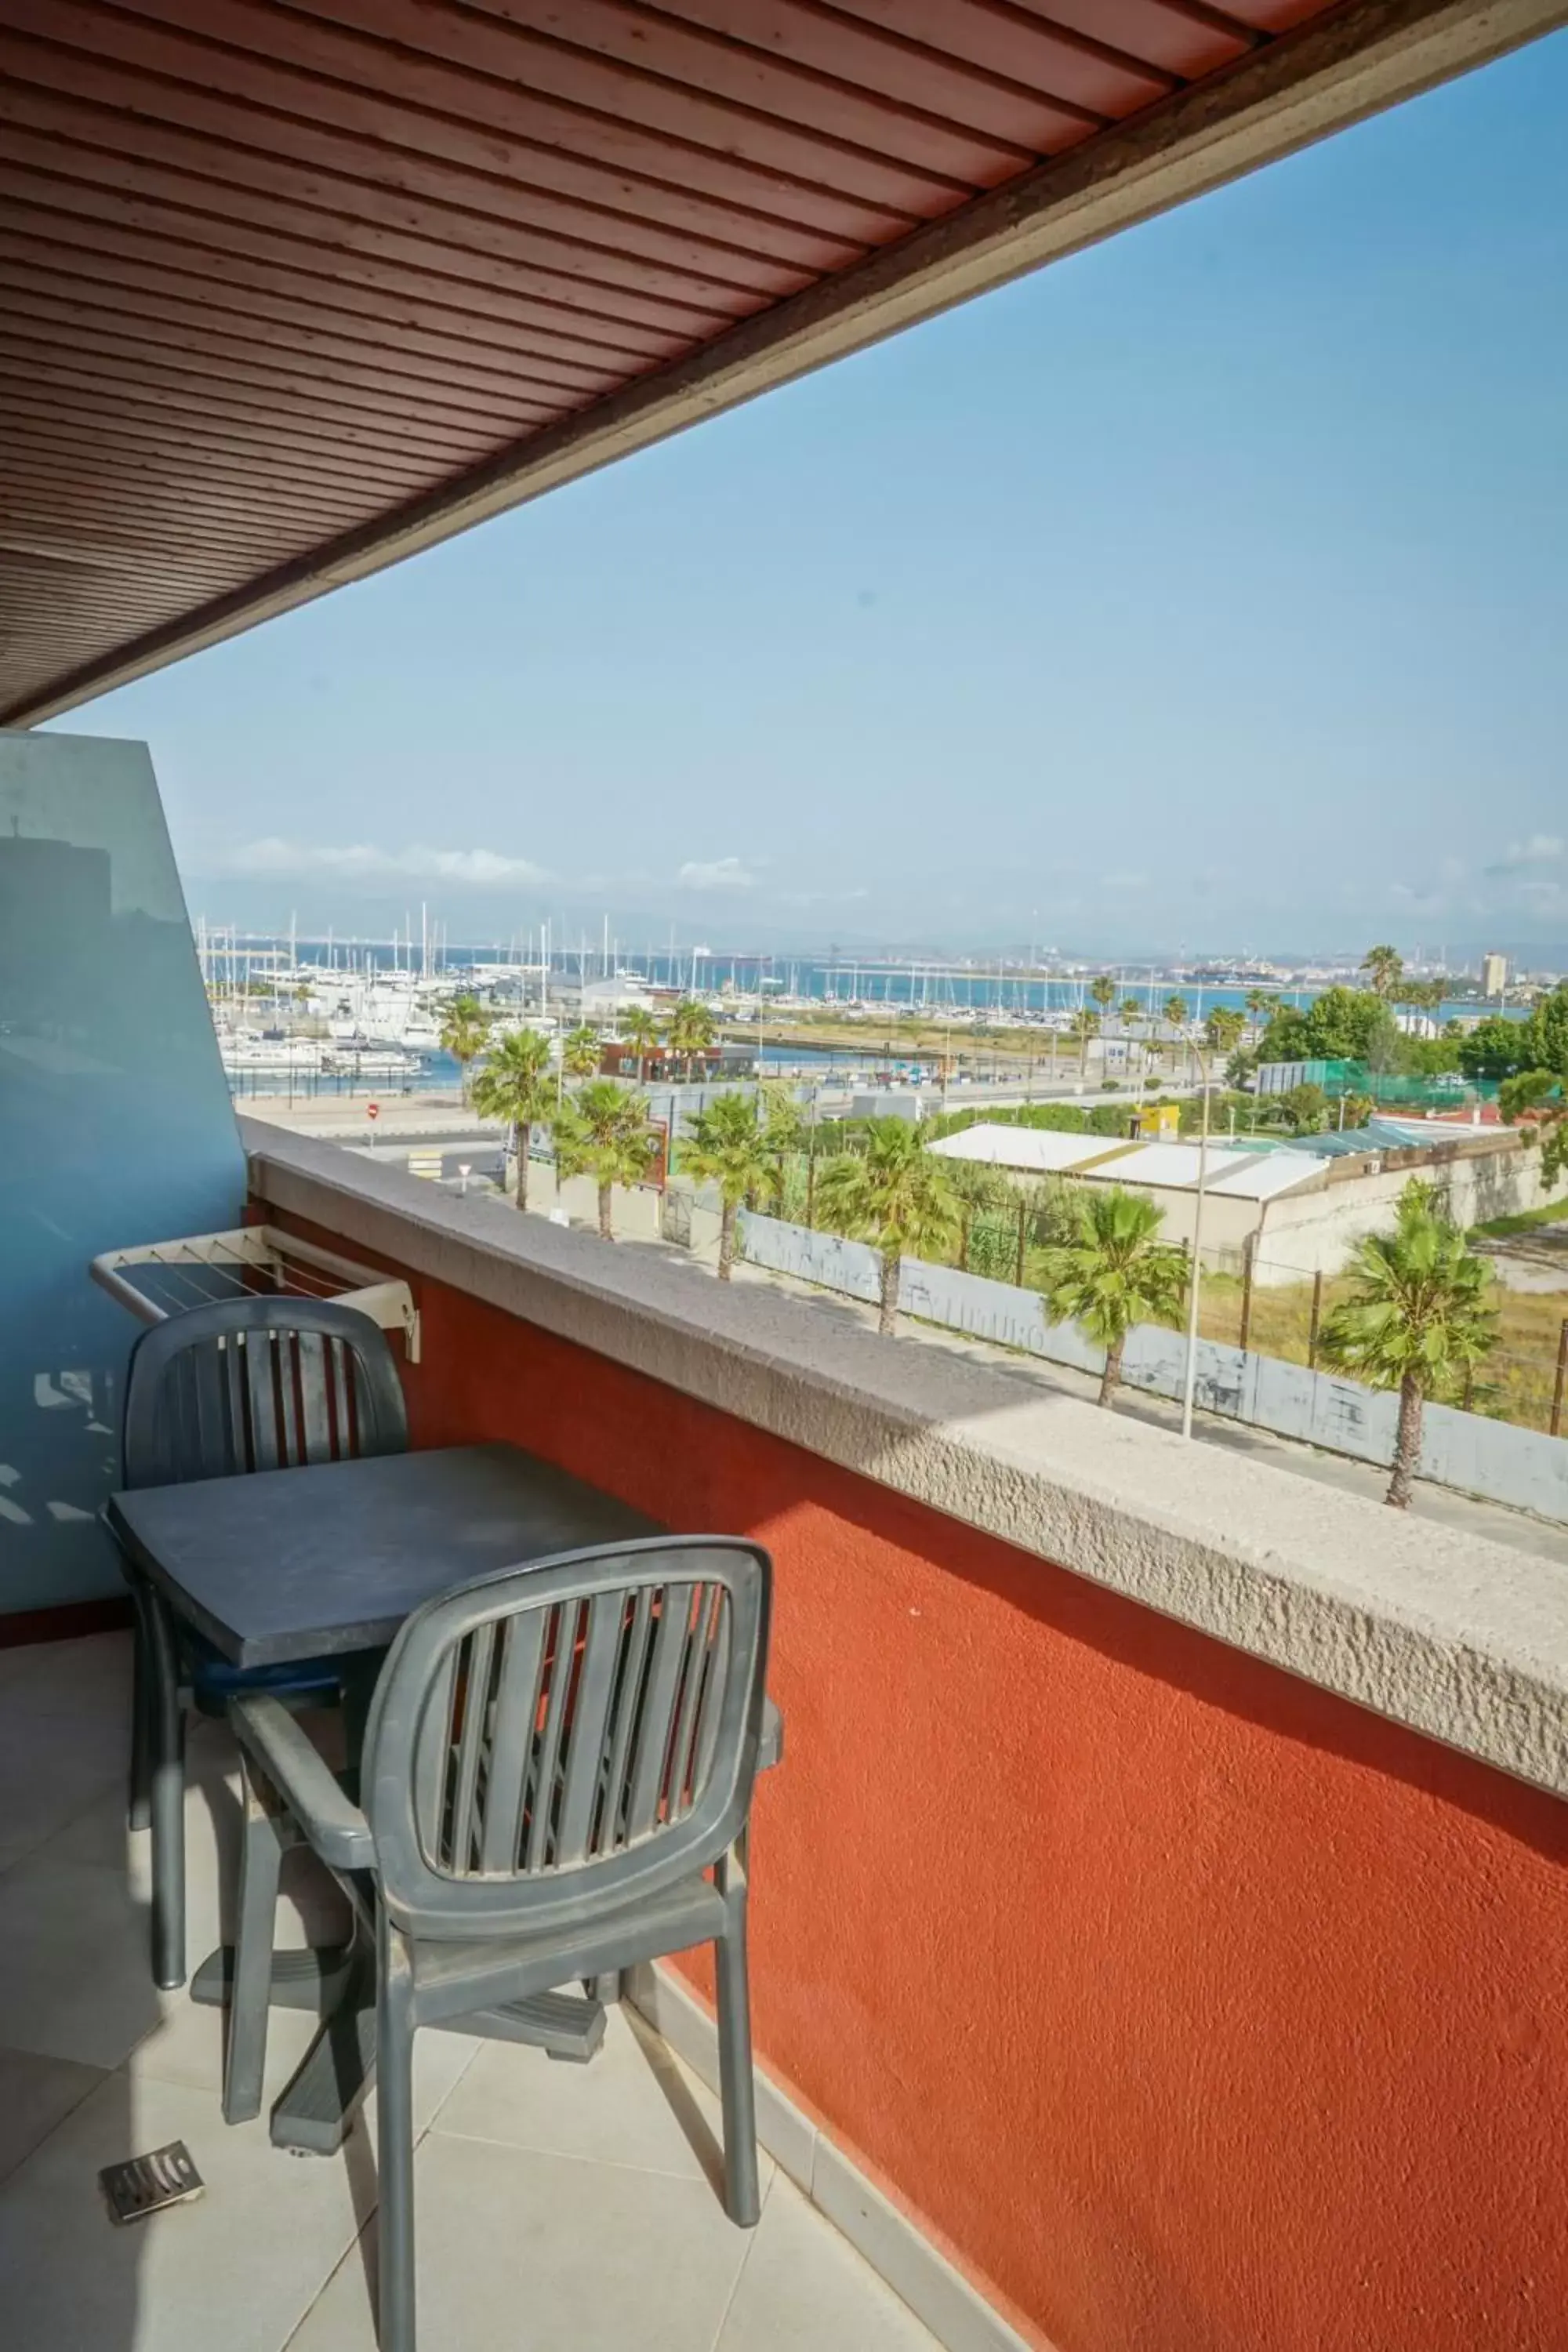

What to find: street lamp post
left=1180, top=1048, right=1213, bottom=1442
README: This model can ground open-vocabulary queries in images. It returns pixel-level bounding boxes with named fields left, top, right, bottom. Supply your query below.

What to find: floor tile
left=129, top=1984, right=478, bottom=2137
left=0, top=2071, right=368, bottom=2352
left=0, top=2045, right=106, bottom=2188
left=0, top=1856, right=169, bottom=2068
left=0, top=1706, right=125, bottom=1863
left=717, top=2176, right=942, bottom=2351
left=49, top=1734, right=352, bottom=1958
left=434, top=2000, right=767, bottom=2194
left=0, top=1631, right=133, bottom=1711
left=288, top=2130, right=756, bottom=2351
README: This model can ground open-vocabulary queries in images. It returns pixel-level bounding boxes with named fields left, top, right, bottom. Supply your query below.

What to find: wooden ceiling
left=1, top=0, right=1560, bottom=724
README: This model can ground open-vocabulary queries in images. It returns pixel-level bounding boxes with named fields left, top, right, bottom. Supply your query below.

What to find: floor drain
left=100, top=2142, right=205, bottom=2225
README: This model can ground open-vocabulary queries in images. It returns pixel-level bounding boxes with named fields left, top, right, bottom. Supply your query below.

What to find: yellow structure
left=1134, top=1103, right=1181, bottom=1140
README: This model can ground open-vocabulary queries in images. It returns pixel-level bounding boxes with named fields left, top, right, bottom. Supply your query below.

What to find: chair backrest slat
left=412, top=1648, right=458, bottom=1850
left=244, top=1334, right=281, bottom=1472
left=294, top=1332, right=332, bottom=1467
left=555, top=1590, right=630, bottom=1867
left=122, top=1298, right=408, bottom=1490
left=624, top=1584, right=695, bottom=1843
left=667, top=1584, right=723, bottom=1824
left=445, top=1621, right=495, bottom=1875
left=523, top=1600, right=576, bottom=1875
left=599, top=1586, right=655, bottom=1857
left=365, top=1540, right=770, bottom=1941
left=478, top=1610, right=548, bottom=1875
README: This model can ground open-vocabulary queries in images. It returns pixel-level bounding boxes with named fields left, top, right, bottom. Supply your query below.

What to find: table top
left=107, top=1442, right=662, bottom=1668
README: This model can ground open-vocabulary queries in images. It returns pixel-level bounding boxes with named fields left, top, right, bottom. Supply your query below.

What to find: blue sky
left=56, top=34, right=1568, bottom=960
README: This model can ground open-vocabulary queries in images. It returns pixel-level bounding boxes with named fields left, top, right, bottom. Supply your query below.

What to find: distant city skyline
left=48, top=36, right=1568, bottom=954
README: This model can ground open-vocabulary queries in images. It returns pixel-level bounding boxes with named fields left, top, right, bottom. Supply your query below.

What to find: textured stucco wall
left=389, top=1267, right=1568, bottom=2352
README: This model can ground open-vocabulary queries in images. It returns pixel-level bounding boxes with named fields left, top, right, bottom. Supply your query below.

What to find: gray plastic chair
left=119, top=1296, right=409, bottom=1988
left=224, top=1536, right=771, bottom=2352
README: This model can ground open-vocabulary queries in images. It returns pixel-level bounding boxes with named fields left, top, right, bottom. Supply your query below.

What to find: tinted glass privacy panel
left=0, top=731, right=245, bottom=1613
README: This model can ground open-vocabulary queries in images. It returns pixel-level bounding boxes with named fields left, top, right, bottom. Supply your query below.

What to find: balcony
left=74, top=1120, right=1568, bottom=2348
left=0, top=1625, right=941, bottom=2352
left=5, top=1106, right=1568, bottom=2350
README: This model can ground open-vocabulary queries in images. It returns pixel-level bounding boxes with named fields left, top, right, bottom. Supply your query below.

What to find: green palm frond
left=1318, top=1183, right=1496, bottom=1401
left=1036, top=1186, right=1188, bottom=1354
left=813, top=1119, right=960, bottom=1264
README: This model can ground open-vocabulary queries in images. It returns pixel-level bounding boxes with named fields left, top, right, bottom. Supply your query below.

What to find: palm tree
left=757, top=1082, right=804, bottom=1209
left=666, top=997, right=717, bottom=1080
left=1065, top=1007, right=1099, bottom=1072
left=1204, top=1005, right=1246, bottom=1058
left=1089, top=975, right=1116, bottom=1023
left=1037, top=1186, right=1189, bottom=1409
left=1319, top=1181, right=1496, bottom=1508
left=1245, top=986, right=1274, bottom=1047
left=470, top=1028, right=555, bottom=1211
left=1162, top=995, right=1189, bottom=1081
left=1359, top=944, right=1404, bottom=999
left=619, top=1004, right=661, bottom=1083
left=1118, top=995, right=1142, bottom=1030
left=814, top=1119, right=960, bottom=1335
left=438, top=993, right=490, bottom=1106
left=561, top=1023, right=602, bottom=1081
left=682, top=1091, right=771, bottom=1279
left=553, top=1078, right=656, bottom=1241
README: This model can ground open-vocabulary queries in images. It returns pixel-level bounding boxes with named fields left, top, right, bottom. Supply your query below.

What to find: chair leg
left=223, top=1757, right=287, bottom=2124
left=127, top=1588, right=151, bottom=1834
left=143, top=1588, right=187, bottom=1991
left=376, top=1907, right=419, bottom=2352
left=713, top=1842, right=760, bottom=2228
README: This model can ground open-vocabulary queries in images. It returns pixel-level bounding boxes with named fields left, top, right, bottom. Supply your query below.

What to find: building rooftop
left=929, top=1123, right=1130, bottom=1174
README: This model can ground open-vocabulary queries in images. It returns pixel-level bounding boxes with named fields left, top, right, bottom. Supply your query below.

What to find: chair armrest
left=229, top=1691, right=374, bottom=1872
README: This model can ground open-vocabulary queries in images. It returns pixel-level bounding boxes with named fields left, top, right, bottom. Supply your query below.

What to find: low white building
left=930, top=1120, right=1561, bottom=1287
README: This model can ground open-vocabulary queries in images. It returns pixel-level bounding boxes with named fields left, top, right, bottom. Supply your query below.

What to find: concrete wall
left=739, top=1212, right=1568, bottom=1524
left=513, top=1155, right=664, bottom=1241
left=1258, top=1139, right=1560, bottom=1283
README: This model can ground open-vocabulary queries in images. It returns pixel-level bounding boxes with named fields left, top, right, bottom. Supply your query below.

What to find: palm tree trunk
left=1098, top=1333, right=1125, bottom=1409
left=514, top=1124, right=528, bottom=1212
left=877, top=1249, right=900, bottom=1336
left=1386, top=1373, right=1424, bottom=1508
left=718, top=1200, right=736, bottom=1281
left=597, top=1179, right=614, bottom=1241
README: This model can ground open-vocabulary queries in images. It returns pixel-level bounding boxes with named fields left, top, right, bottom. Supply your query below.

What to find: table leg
left=140, top=1584, right=187, bottom=1993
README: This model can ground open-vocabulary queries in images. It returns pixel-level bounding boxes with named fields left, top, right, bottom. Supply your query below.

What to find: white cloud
left=675, top=857, right=757, bottom=892
left=1486, top=835, right=1564, bottom=877
left=217, top=839, right=552, bottom=887
left=1100, top=871, right=1149, bottom=891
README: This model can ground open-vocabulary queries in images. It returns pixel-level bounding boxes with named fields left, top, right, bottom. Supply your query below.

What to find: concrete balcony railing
left=243, top=1117, right=1568, bottom=2352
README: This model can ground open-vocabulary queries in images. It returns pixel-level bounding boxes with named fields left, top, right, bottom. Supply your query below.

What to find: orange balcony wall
left=265, top=1175, right=1568, bottom=2352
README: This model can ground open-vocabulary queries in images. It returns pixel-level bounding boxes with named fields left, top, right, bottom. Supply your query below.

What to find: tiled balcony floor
left=0, top=1632, right=939, bottom=2352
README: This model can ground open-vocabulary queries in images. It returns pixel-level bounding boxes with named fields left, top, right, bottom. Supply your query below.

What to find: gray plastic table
left=107, top=1442, right=666, bottom=2153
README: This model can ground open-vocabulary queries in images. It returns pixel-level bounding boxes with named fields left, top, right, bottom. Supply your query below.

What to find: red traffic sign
left=365, top=1102, right=379, bottom=1121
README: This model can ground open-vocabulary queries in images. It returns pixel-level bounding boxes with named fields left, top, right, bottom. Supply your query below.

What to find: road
left=727, top=1260, right=1568, bottom=1567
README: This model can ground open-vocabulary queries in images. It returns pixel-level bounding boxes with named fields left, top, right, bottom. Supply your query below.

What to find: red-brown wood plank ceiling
left=0, top=1, right=1537, bottom=720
